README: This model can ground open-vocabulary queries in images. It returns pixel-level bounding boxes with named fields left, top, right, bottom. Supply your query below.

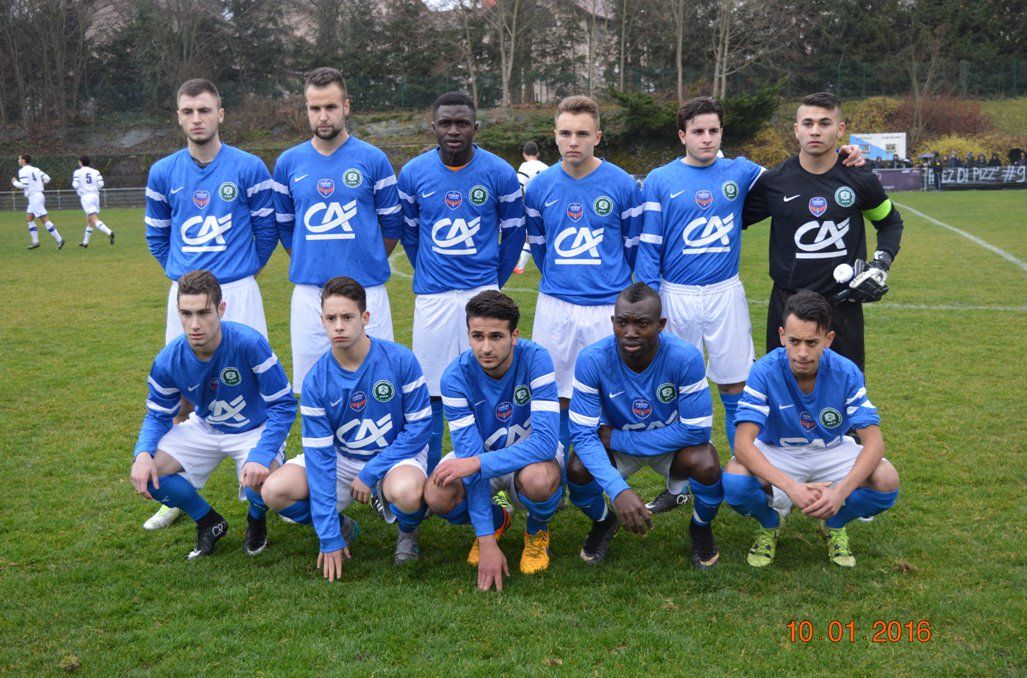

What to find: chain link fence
left=1, top=188, right=146, bottom=211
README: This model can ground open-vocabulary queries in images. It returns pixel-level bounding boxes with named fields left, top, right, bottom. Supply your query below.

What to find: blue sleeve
left=245, top=342, right=296, bottom=467
left=523, top=183, right=547, bottom=272
left=496, top=168, right=527, bottom=287
left=844, top=368, right=881, bottom=430
left=357, top=353, right=432, bottom=487
left=742, top=172, right=770, bottom=228
left=246, top=158, right=279, bottom=267
left=568, top=353, right=630, bottom=500
left=440, top=369, right=496, bottom=537
left=477, top=349, right=560, bottom=479
left=301, top=385, right=347, bottom=553
left=134, top=361, right=182, bottom=457
left=373, top=155, right=404, bottom=240
left=734, top=363, right=770, bottom=429
left=144, top=166, right=171, bottom=269
left=621, top=179, right=644, bottom=270
left=272, top=156, right=296, bottom=250
left=635, top=174, right=664, bottom=290
left=609, top=353, right=713, bottom=455
left=397, top=166, right=420, bottom=269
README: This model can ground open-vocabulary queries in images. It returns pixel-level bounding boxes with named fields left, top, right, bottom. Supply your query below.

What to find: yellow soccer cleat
left=826, top=526, right=856, bottom=567
left=520, top=529, right=551, bottom=574
left=467, top=507, right=511, bottom=566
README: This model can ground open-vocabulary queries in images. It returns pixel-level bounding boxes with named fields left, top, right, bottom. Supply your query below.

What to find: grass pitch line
left=894, top=201, right=1027, bottom=272
left=748, top=298, right=1025, bottom=312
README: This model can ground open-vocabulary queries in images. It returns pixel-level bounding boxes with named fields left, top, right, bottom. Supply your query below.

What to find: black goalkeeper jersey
left=742, top=156, right=902, bottom=293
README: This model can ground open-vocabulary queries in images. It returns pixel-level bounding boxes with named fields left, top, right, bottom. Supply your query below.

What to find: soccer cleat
left=689, top=520, right=720, bottom=569
left=340, top=514, right=361, bottom=548
left=370, top=492, right=389, bottom=522
left=243, top=514, right=268, bottom=556
left=492, top=490, right=514, bottom=514
left=109, top=231, right=116, bottom=245
left=27, top=243, right=39, bottom=250
left=520, top=529, right=551, bottom=574
left=513, top=267, right=525, bottom=275
left=746, top=526, right=779, bottom=567
left=143, top=505, right=183, bottom=530
left=826, top=526, right=856, bottom=567
left=186, top=516, right=228, bottom=560
left=646, top=489, right=691, bottom=515
left=394, top=527, right=420, bottom=564
left=467, top=507, right=511, bottom=566
left=579, top=510, right=620, bottom=565
left=57, top=238, right=65, bottom=250
left=78, top=242, right=88, bottom=248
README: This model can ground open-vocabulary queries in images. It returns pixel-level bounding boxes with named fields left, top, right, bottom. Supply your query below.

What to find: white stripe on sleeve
left=148, top=376, right=179, bottom=396
left=679, top=378, right=708, bottom=395
left=262, top=385, right=293, bottom=402
left=441, top=395, right=468, bottom=408
left=250, top=207, right=274, bottom=218
left=568, top=410, right=600, bottom=427
left=642, top=201, right=662, bottom=212
left=374, top=175, right=397, bottom=191
left=620, top=204, right=644, bottom=219
left=376, top=205, right=401, bottom=216
left=300, top=406, right=325, bottom=417
left=738, top=401, right=769, bottom=415
left=525, top=206, right=541, bottom=218
left=572, top=378, right=599, bottom=395
left=145, top=188, right=167, bottom=203
left=144, top=217, right=170, bottom=229
left=146, top=399, right=180, bottom=414
left=303, top=435, right=334, bottom=448
left=743, top=385, right=767, bottom=401
left=499, top=190, right=521, bottom=203
left=252, top=353, right=279, bottom=374
left=680, top=415, right=713, bottom=427
left=246, top=179, right=276, bottom=197
left=276, top=213, right=295, bottom=223
left=531, top=400, right=560, bottom=413
left=403, top=375, right=426, bottom=393
left=530, top=372, right=556, bottom=389
left=406, top=406, right=432, bottom=422
left=448, top=414, right=476, bottom=430
left=640, top=233, right=663, bottom=245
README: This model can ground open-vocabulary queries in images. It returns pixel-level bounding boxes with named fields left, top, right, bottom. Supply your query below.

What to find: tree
left=486, top=0, right=539, bottom=107
left=710, top=0, right=790, bottom=98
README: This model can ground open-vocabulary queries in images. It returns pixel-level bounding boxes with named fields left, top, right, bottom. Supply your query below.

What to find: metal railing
left=1, top=187, right=146, bottom=211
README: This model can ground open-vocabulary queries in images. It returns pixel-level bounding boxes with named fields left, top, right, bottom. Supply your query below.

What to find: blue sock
left=518, top=486, right=563, bottom=534
left=279, top=499, right=313, bottom=525
left=825, top=488, right=898, bottom=529
left=437, top=499, right=470, bottom=526
left=491, top=503, right=507, bottom=531
left=558, top=408, right=571, bottom=456
left=390, top=502, right=427, bottom=533
left=428, top=398, right=444, bottom=473
left=722, top=472, right=779, bottom=528
left=148, top=474, right=211, bottom=522
left=568, top=479, right=607, bottom=522
left=719, top=392, right=741, bottom=452
left=244, top=487, right=268, bottom=519
left=689, top=476, right=723, bottom=525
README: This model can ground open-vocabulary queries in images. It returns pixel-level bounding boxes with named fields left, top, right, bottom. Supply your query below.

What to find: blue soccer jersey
left=569, top=333, right=713, bottom=499
left=441, top=340, right=560, bottom=536
left=145, top=145, right=279, bottom=283
left=397, top=146, right=526, bottom=295
left=636, top=157, right=763, bottom=288
left=734, top=348, right=880, bottom=448
left=273, top=137, right=403, bottom=287
left=300, top=339, right=431, bottom=552
left=134, top=321, right=296, bottom=465
left=524, top=161, right=643, bottom=305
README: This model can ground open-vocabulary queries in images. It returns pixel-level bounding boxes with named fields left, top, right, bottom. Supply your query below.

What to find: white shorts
left=158, top=413, right=286, bottom=500
left=166, top=275, right=268, bottom=345
left=26, top=193, right=46, bottom=217
left=290, top=283, right=393, bottom=394
left=413, top=285, right=497, bottom=396
left=611, top=450, right=677, bottom=482
left=753, top=437, right=876, bottom=516
left=440, top=447, right=565, bottom=510
left=532, top=292, right=614, bottom=399
left=660, top=275, right=754, bottom=384
left=80, top=194, right=100, bottom=215
left=288, top=449, right=428, bottom=520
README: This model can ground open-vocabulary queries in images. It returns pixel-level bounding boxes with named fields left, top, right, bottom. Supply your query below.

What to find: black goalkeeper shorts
left=765, top=284, right=866, bottom=372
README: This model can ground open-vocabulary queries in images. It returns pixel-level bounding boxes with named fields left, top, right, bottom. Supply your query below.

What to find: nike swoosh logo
left=170, top=187, right=184, bottom=194
left=779, top=403, right=794, bottom=410
left=187, top=384, right=199, bottom=391
left=422, top=191, right=437, bottom=199
left=544, top=199, right=559, bottom=207
left=293, top=174, right=309, bottom=183
left=783, top=194, right=800, bottom=202
left=608, top=391, right=625, bottom=398
left=473, top=400, right=486, bottom=407
left=330, top=396, right=345, bottom=407
left=670, top=190, right=685, bottom=199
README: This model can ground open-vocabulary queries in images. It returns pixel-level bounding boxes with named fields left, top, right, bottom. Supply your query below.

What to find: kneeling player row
left=131, top=272, right=899, bottom=589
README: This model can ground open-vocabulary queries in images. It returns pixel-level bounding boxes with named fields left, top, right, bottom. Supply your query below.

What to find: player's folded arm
left=610, top=374, right=713, bottom=455
left=620, top=181, right=645, bottom=269
left=247, top=348, right=296, bottom=467
left=271, top=158, right=297, bottom=249
left=135, top=369, right=182, bottom=457
left=523, top=187, right=548, bottom=272
left=300, top=391, right=347, bottom=552
left=569, top=393, right=630, bottom=499
left=496, top=174, right=527, bottom=286
left=246, top=159, right=281, bottom=267
left=373, top=157, right=405, bottom=239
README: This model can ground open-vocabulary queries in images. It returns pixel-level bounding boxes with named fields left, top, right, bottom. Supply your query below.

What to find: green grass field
left=1, top=191, right=1024, bottom=674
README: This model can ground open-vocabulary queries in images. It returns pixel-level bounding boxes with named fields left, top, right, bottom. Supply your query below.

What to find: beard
left=314, top=125, right=342, bottom=141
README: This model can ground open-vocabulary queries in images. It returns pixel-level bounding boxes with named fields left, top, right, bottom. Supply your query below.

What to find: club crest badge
left=514, top=385, right=531, bottom=406
left=496, top=401, right=513, bottom=422
left=373, top=380, right=395, bottom=402
left=567, top=202, right=584, bottom=222
left=469, top=185, right=489, bottom=206
left=800, top=411, right=817, bottom=431
left=819, top=407, right=842, bottom=428
left=722, top=180, right=739, bottom=200
left=808, top=196, right=828, bottom=217
left=593, top=195, right=613, bottom=216
left=445, top=191, right=462, bottom=209
left=209, top=378, right=219, bottom=391
left=342, top=168, right=362, bottom=188
left=350, top=391, right=368, bottom=412
left=317, top=178, right=335, bottom=198
left=657, top=383, right=676, bottom=403
left=218, top=182, right=238, bottom=202
left=193, top=190, right=210, bottom=208
left=834, top=186, right=855, bottom=208
left=695, top=190, right=714, bottom=209
left=219, top=367, right=241, bottom=386
left=632, top=398, right=653, bottom=419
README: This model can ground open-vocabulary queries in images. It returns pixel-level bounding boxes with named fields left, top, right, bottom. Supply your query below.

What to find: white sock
left=28, top=224, right=39, bottom=244
left=516, top=249, right=531, bottom=270
left=667, top=478, right=688, bottom=495
left=96, top=221, right=112, bottom=235
left=44, top=221, right=62, bottom=241
left=83, top=225, right=94, bottom=244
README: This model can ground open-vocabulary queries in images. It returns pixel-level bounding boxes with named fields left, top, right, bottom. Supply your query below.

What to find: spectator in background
left=976, top=153, right=986, bottom=166
left=988, top=153, right=1002, bottom=167
left=947, top=151, right=960, bottom=168
left=930, top=154, right=944, bottom=191
left=964, top=152, right=976, bottom=168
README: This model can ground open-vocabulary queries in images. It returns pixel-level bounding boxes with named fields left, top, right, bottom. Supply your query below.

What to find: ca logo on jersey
left=373, top=380, right=395, bottom=402
left=220, top=367, right=241, bottom=386
left=303, top=200, right=358, bottom=240
left=469, top=185, right=489, bottom=206
left=513, top=385, right=530, bottom=406
left=695, top=190, right=713, bottom=209
left=722, top=181, right=739, bottom=200
left=834, top=186, right=855, bottom=207
left=431, top=217, right=480, bottom=255
left=657, top=383, right=676, bottom=403
left=496, top=401, right=513, bottom=422
left=207, top=395, right=250, bottom=428
left=343, top=169, right=362, bottom=188
left=193, top=190, right=210, bottom=208
left=483, top=422, right=531, bottom=451
left=181, top=214, right=231, bottom=252
left=819, top=407, right=842, bottom=428
left=681, top=213, right=733, bottom=254
left=218, top=182, right=238, bottom=202
left=632, top=398, right=653, bottom=419
left=337, top=414, right=393, bottom=453
left=317, top=178, right=335, bottom=197
left=554, top=225, right=603, bottom=265
left=794, top=218, right=850, bottom=259
left=593, top=195, right=613, bottom=216
left=808, top=196, right=828, bottom=217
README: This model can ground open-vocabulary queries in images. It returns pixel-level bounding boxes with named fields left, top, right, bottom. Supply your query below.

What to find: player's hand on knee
left=131, top=454, right=158, bottom=499
left=350, top=477, right=372, bottom=504
left=614, top=489, right=653, bottom=535
left=433, top=457, right=480, bottom=486
left=803, top=485, right=845, bottom=519
left=317, top=548, right=350, bottom=582
left=785, top=481, right=828, bottom=510
left=476, top=540, right=509, bottom=592
left=240, top=461, right=270, bottom=490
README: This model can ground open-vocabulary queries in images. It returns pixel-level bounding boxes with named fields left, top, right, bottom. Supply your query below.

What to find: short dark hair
left=800, top=91, right=842, bottom=113
left=432, top=91, right=475, bottom=115
left=616, top=282, right=662, bottom=315
left=465, top=290, right=520, bottom=332
left=177, top=270, right=222, bottom=307
left=523, top=141, right=539, bottom=156
left=677, top=96, right=724, bottom=131
left=177, top=79, right=221, bottom=106
left=782, top=290, right=833, bottom=333
left=305, top=67, right=347, bottom=96
left=19, top=153, right=30, bottom=164
left=79, top=155, right=90, bottom=166
left=321, top=276, right=366, bottom=312
left=556, top=95, right=600, bottom=125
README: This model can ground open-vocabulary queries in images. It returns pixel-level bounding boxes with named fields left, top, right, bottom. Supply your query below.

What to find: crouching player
left=130, top=270, right=296, bottom=559
left=567, top=283, right=723, bottom=569
left=723, top=290, right=899, bottom=567
left=426, top=291, right=563, bottom=591
left=256, top=277, right=431, bottom=580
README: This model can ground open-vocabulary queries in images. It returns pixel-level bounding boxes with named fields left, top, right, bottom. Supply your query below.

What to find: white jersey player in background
left=72, top=155, right=115, bottom=248
left=12, top=153, right=64, bottom=250
left=513, top=141, right=548, bottom=275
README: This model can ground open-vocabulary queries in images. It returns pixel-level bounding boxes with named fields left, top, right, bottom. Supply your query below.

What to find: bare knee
left=670, top=442, right=721, bottom=484
left=383, top=468, right=425, bottom=514
left=261, top=465, right=307, bottom=511
left=724, top=457, right=752, bottom=475
left=514, top=461, right=562, bottom=501
left=423, top=475, right=462, bottom=515
left=866, top=459, right=899, bottom=492
left=565, top=452, right=593, bottom=486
